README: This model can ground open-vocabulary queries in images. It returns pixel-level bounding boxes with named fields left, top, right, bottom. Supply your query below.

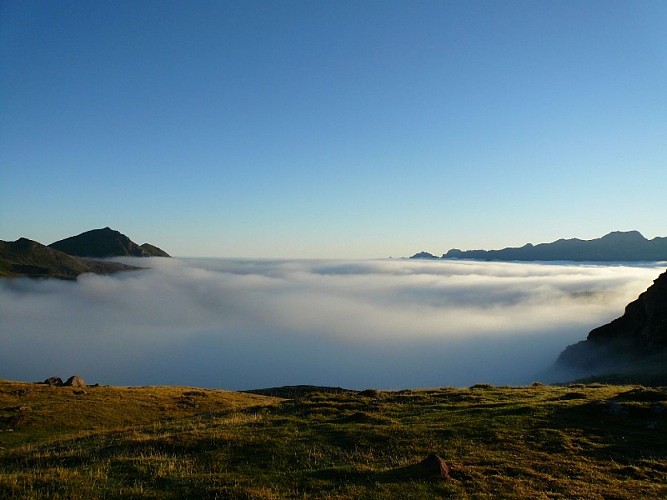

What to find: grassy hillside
left=1, top=380, right=666, bottom=498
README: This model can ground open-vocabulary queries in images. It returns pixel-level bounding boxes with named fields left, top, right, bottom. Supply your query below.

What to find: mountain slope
left=139, top=243, right=170, bottom=257
left=412, top=231, right=667, bottom=261
left=49, top=227, right=170, bottom=258
left=0, top=238, right=140, bottom=279
left=557, top=268, right=667, bottom=379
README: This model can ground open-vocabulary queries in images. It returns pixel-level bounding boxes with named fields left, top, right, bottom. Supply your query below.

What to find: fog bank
left=1, top=258, right=663, bottom=389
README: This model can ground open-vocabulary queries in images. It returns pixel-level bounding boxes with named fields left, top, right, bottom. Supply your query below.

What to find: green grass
left=1, top=380, right=666, bottom=498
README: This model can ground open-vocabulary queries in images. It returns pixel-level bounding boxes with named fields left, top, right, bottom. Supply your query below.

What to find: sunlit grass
left=1, top=380, right=666, bottom=498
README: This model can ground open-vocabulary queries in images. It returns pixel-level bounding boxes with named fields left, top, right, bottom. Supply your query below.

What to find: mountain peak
left=0, top=238, right=140, bottom=279
left=2, top=228, right=169, bottom=279
left=15, top=237, right=38, bottom=247
left=600, top=230, right=645, bottom=241
left=49, top=228, right=170, bottom=258
left=410, top=251, right=438, bottom=259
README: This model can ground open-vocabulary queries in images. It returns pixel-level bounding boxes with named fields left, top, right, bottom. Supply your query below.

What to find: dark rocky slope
left=49, top=227, right=170, bottom=258
left=0, top=238, right=140, bottom=279
left=557, top=269, right=667, bottom=379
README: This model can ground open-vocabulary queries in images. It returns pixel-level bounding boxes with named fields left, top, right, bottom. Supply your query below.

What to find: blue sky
left=1, top=1, right=666, bottom=258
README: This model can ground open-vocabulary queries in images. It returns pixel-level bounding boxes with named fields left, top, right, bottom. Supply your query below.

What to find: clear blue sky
left=1, top=1, right=666, bottom=258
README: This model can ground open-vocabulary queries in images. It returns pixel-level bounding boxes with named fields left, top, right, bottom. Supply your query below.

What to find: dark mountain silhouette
left=411, top=251, right=439, bottom=260
left=556, top=269, right=667, bottom=380
left=412, top=231, right=667, bottom=261
left=0, top=238, right=140, bottom=279
left=49, top=227, right=170, bottom=258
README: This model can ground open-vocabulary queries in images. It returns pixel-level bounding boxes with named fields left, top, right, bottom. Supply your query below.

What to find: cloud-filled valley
left=1, top=258, right=664, bottom=390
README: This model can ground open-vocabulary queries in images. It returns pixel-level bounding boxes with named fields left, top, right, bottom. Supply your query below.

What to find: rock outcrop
left=557, top=269, right=667, bottom=377
left=49, top=227, right=169, bottom=258
left=41, top=375, right=87, bottom=387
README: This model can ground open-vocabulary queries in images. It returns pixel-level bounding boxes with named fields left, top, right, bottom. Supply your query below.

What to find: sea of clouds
left=1, top=258, right=664, bottom=390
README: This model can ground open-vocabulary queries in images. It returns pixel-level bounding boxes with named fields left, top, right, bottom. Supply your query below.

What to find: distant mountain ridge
left=49, top=227, right=170, bottom=258
left=412, top=231, right=667, bottom=262
left=1, top=227, right=170, bottom=279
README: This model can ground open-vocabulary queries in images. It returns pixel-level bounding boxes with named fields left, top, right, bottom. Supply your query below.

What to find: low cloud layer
left=1, top=258, right=663, bottom=389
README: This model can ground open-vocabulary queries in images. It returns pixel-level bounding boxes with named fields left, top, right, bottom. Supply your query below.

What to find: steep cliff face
left=557, top=270, right=667, bottom=375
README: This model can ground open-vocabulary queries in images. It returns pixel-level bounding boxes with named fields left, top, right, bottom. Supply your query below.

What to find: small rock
left=64, top=375, right=86, bottom=387
left=43, top=377, right=64, bottom=387
left=416, top=453, right=452, bottom=480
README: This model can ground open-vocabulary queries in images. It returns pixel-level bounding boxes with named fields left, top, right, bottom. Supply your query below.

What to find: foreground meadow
left=1, top=380, right=666, bottom=498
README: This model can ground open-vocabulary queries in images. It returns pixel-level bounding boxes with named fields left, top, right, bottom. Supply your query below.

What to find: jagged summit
left=49, top=227, right=170, bottom=258
left=412, top=231, right=667, bottom=262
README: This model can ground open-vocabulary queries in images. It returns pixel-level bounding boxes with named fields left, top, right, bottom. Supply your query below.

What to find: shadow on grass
left=541, top=395, right=667, bottom=462
left=312, top=457, right=467, bottom=486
